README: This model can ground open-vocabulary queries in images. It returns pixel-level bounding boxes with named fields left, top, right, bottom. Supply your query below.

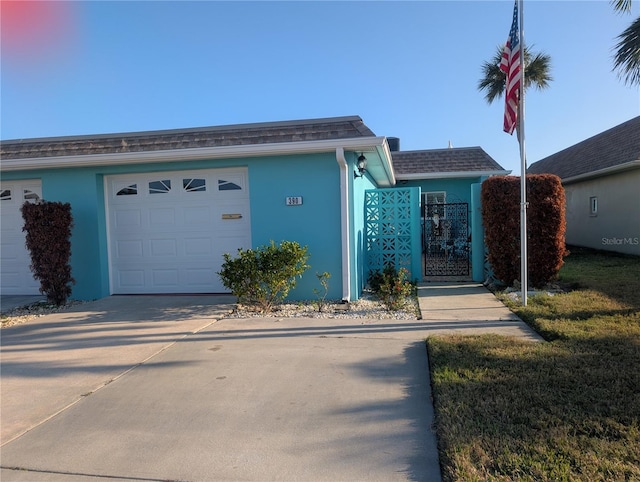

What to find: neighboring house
left=528, top=116, right=640, bottom=256
left=0, top=115, right=509, bottom=301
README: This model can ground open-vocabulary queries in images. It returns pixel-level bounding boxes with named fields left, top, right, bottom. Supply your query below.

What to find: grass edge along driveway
left=427, top=247, right=640, bottom=482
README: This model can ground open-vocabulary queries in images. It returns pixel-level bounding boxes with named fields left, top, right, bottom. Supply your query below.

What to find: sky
left=1, top=1, right=639, bottom=176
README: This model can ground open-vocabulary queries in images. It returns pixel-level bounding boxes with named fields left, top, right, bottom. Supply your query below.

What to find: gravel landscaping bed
left=228, top=291, right=420, bottom=321
left=1, top=300, right=89, bottom=328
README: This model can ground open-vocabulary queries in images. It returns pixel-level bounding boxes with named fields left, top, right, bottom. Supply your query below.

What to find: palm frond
left=524, top=52, right=553, bottom=90
left=611, top=0, right=633, bottom=14
left=613, top=15, right=640, bottom=86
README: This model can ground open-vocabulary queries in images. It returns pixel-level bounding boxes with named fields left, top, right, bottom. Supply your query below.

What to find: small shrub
left=218, top=240, right=310, bottom=313
left=21, top=200, right=75, bottom=306
left=368, top=265, right=415, bottom=311
left=313, top=271, right=331, bottom=312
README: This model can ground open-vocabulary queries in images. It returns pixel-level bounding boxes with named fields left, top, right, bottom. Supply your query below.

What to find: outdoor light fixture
left=354, top=153, right=367, bottom=179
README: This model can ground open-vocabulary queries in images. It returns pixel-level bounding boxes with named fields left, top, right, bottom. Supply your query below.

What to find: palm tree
left=477, top=45, right=552, bottom=104
left=612, top=0, right=640, bottom=86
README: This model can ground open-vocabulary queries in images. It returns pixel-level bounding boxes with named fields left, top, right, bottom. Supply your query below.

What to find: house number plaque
left=286, top=196, right=303, bottom=206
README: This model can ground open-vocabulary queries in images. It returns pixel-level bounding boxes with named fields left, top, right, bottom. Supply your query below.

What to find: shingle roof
left=0, top=116, right=376, bottom=160
left=527, top=116, right=640, bottom=179
left=391, top=147, right=506, bottom=175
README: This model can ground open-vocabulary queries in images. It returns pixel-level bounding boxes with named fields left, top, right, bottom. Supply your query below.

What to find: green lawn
left=427, top=247, right=640, bottom=481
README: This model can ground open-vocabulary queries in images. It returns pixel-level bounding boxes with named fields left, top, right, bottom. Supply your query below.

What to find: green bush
left=21, top=201, right=75, bottom=306
left=218, top=240, right=310, bottom=313
left=368, top=265, right=415, bottom=311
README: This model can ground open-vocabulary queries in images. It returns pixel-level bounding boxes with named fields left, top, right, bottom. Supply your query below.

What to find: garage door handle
left=222, top=214, right=242, bottom=220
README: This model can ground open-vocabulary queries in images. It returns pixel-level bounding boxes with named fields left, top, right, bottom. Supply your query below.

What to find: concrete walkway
left=0, top=284, right=539, bottom=481
left=416, top=282, right=542, bottom=341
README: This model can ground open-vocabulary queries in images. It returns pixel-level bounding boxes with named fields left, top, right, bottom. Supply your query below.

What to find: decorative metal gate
left=422, top=202, right=470, bottom=276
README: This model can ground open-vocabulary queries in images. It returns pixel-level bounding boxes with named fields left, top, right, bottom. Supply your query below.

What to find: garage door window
left=117, top=184, right=138, bottom=196
left=24, top=189, right=40, bottom=201
left=218, top=179, right=242, bottom=191
left=149, top=180, right=171, bottom=194
left=183, top=178, right=206, bottom=192
left=2, top=189, right=40, bottom=202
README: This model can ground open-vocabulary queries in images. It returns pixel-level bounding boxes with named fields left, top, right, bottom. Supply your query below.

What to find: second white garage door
left=106, top=168, right=251, bottom=294
left=0, top=180, right=42, bottom=295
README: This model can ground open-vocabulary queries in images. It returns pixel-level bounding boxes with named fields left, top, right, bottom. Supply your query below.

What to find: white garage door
left=106, top=168, right=251, bottom=294
left=0, top=180, right=42, bottom=295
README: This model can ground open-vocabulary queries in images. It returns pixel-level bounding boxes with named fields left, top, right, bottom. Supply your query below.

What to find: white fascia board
left=1, top=136, right=389, bottom=171
left=376, top=141, right=396, bottom=186
left=396, top=170, right=511, bottom=180
left=561, top=160, right=640, bottom=185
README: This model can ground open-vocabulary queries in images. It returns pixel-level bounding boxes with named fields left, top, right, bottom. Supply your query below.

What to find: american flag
left=500, top=1, right=521, bottom=135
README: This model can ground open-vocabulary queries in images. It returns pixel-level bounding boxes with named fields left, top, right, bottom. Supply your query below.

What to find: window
left=183, top=178, right=206, bottom=192
left=425, top=191, right=446, bottom=205
left=116, top=184, right=138, bottom=196
left=423, top=191, right=447, bottom=220
left=23, top=189, right=40, bottom=202
left=590, top=196, right=598, bottom=216
left=149, top=180, right=171, bottom=194
left=0, top=189, right=11, bottom=201
left=218, top=179, right=242, bottom=191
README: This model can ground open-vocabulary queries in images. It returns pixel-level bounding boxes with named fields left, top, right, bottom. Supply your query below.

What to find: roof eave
left=561, top=160, right=640, bottom=184
left=370, top=139, right=396, bottom=187
left=396, top=170, right=511, bottom=180
left=1, top=136, right=395, bottom=185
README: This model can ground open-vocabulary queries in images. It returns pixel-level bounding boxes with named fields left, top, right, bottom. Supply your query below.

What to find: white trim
left=396, top=170, right=511, bottom=180
left=376, top=141, right=397, bottom=186
left=335, top=148, right=351, bottom=302
left=561, top=160, right=640, bottom=185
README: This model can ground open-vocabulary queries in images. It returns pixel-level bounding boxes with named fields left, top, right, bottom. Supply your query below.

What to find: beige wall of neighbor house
left=564, top=169, right=640, bottom=255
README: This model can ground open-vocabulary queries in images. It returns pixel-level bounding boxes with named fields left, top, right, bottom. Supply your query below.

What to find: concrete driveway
left=0, top=295, right=442, bottom=481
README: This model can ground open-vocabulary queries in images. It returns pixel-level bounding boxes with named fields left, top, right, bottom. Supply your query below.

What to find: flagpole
left=518, top=0, right=528, bottom=306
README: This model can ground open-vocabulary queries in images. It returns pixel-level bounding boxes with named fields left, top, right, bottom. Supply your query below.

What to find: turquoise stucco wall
left=1, top=153, right=347, bottom=301
left=470, top=183, right=485, bottom=282
left=247, top=152, right=344, bottom=301
left=350, top=157, right=377, bottom=298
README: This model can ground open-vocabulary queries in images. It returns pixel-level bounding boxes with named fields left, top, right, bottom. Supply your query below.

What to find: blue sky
left=2, top=1, right=639, bottom=175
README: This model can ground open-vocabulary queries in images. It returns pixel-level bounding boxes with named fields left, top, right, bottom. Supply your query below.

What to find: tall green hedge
left=481, top=175, right=567, bottom=287
left=21, top=201, right=75, bottom=306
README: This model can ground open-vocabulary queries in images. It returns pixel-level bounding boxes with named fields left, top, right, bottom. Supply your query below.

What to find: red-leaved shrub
left=481, top=175, right=567, bottom=287
left=21, top=201, right=75, bottom=306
